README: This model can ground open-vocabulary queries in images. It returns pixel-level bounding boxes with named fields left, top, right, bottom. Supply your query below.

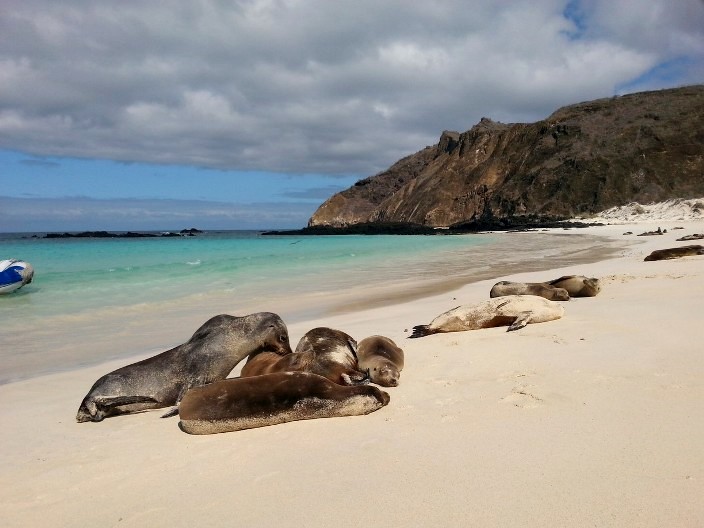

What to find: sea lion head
left=250, top=312, right=293, bottom=356
left=374, top=364, right=401, bottom=387
left=583, top=277, right=601, bottom=295
left=550, top=287, right=571, bottom=301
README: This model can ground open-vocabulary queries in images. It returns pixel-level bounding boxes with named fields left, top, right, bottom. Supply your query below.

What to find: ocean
left=0, top=229, right=621, bottom=383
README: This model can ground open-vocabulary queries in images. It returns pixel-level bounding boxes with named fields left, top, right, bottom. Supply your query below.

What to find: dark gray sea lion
left=489, top=281, right=570, bottom=301
left=644, top=245, right=704, bottom=261
left=410, top=295, right=565, bottom=338
left=545, top=275, right=601, bottom=297
left=240, top=327, right=368, bottom=385
left=76, top=312, right=292, bottom=422
left=675, top=234, right=704, bottom=241
left=178, top=371, right=390, bottom=435
left=638, top=227, right=666, bottom=236
left=356, top=336, right=405, bottom=387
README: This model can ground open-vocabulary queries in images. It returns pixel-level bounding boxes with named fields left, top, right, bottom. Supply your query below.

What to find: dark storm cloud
left=1, top=0, right=702, bottom=176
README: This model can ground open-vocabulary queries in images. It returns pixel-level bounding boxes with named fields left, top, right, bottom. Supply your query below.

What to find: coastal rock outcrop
left=308, top=86, right=704, bottom=230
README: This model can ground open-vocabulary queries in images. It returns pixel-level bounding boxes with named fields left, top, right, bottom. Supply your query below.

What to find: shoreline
left=325, top=231, right=626, bottom=316
left=0, top=229, right=624, bottom=385
left=1, top=218, right=702, bottom=527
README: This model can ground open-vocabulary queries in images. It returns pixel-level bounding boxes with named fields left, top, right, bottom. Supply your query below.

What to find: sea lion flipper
left=507, top=312, right=532, bottom=332
left=76, top=395, right=161, bottom=422
left=545, top=276, right=570, bottom=285
left=409, top=325, right=432, bottom=338
left=160, top=406, right=179, bottom=418
left=341, top=369, right=370, bottom=386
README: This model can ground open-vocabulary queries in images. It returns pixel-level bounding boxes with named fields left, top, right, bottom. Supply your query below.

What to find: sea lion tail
left=409, top=325, right=433, bottom=338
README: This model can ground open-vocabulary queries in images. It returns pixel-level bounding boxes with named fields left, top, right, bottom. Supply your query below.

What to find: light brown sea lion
left=240, top=327, right=368, bottom=385
left=76, top=312, right=292, bottom=422
left=356, top=336, right=405, bottom=387
left=410, top=295, right=565, bottom=338
left=644, top=245, right=704, bottom=261
left=545, top=275, right=601, bottom=297
left=489, top=281, right=570, bottom=301
left=178, top=371, right=390, bottom=435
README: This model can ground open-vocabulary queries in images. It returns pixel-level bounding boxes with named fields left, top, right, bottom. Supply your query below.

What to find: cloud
left=19, top=158, right=60, bottom=168
left=0, top=196, right=314, bottom=231
left=0, top=0, right=702, bottom=176
left=278, top=185, right=353, bottom=200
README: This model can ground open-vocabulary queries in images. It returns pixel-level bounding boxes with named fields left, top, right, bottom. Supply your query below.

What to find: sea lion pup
left=545, top=275, right=601, bottom=297
left=489, top=281, right=570, bottom=301
left=76, top=312, right=292, bottom=423
left=240, top=327, right=368, bottom=386
left=644, top=244, right=704, bottom=261
left=356, top=336, right=405, bottom=387
left=409, top=295, right=565, bottom=338
left=178, top=372, right=390, bottom=435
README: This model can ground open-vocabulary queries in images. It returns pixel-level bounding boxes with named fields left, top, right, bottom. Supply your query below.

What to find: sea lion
left=675, top=234, right=704, bottom=241
left=240, top=327, right=368, bottom=385
left=644, top=244, right=704, bottom=261
left=409, top=295, right=565, bottom=338
left=489, top=281, right=570, bottom=301
left=76, top=312, right=292, bottom=422
left=545, top=275, right=601, bottom=297
left=637, top=227, right=666, bottom=236
left=356, top=336, right=405, bottom=387
left=178, top=371, right=390, bottom=435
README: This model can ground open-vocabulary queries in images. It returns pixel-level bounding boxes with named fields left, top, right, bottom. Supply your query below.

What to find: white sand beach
left=1, top=213, right=703, bottom=527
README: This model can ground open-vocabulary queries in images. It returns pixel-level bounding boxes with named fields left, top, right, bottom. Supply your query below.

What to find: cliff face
left=309, top=86, right=704, bottom=228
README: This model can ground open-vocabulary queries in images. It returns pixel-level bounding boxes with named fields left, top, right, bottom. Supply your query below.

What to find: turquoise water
left=0, top=231, right=492, bottom=318
left=0, top=229, right=619, bottom=383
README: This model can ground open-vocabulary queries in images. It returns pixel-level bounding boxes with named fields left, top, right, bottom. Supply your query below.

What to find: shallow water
left=0, top=229, right=621, bottom=383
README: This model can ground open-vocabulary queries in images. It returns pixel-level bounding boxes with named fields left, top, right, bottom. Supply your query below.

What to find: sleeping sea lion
left=178, top=371, right=390, bottom=435
left=356, top=336, right=405, bottom=387
left=545, top=275, right=601, bottom=297
left=644, top=245, right=704, bottom=261
left=76, top=312, right=292, bottom=422
left=240, top=327, right=368, bottom=385
left=490, top=281, right=570, bottom=301
left=410, top=295, right=565, bottom=338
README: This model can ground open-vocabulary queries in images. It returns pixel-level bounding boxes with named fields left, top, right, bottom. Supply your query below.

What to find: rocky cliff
left=308, top=85, right=704, bottom=230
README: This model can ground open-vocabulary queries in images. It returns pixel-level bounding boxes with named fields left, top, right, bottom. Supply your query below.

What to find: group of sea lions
left=76, top=275, right=595, bottom=434
left=74, top=223, right=704, bottom=435
left=410, top=275, right=600, bottom=338
left=76, top=316, right=404, bottom=434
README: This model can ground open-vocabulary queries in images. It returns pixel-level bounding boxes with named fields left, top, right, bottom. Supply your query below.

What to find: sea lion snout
left=262, top=322, right=293, bottom=356
left=379, top=366, right=399, bottom=386
left=274, top=338, right=293, bottom=356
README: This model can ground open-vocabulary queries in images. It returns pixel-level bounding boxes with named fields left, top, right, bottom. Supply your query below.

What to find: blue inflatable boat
left=0, top=259, right=34, bottom=294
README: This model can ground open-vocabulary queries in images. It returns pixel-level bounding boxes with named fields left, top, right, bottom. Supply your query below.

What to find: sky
left=1, top=0, right=703, bottom=231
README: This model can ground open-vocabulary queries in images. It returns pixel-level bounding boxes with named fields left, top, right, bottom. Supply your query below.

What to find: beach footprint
left=501, top=384, right=544, bottom=408
left=496, top=370, right=535, bottom=383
